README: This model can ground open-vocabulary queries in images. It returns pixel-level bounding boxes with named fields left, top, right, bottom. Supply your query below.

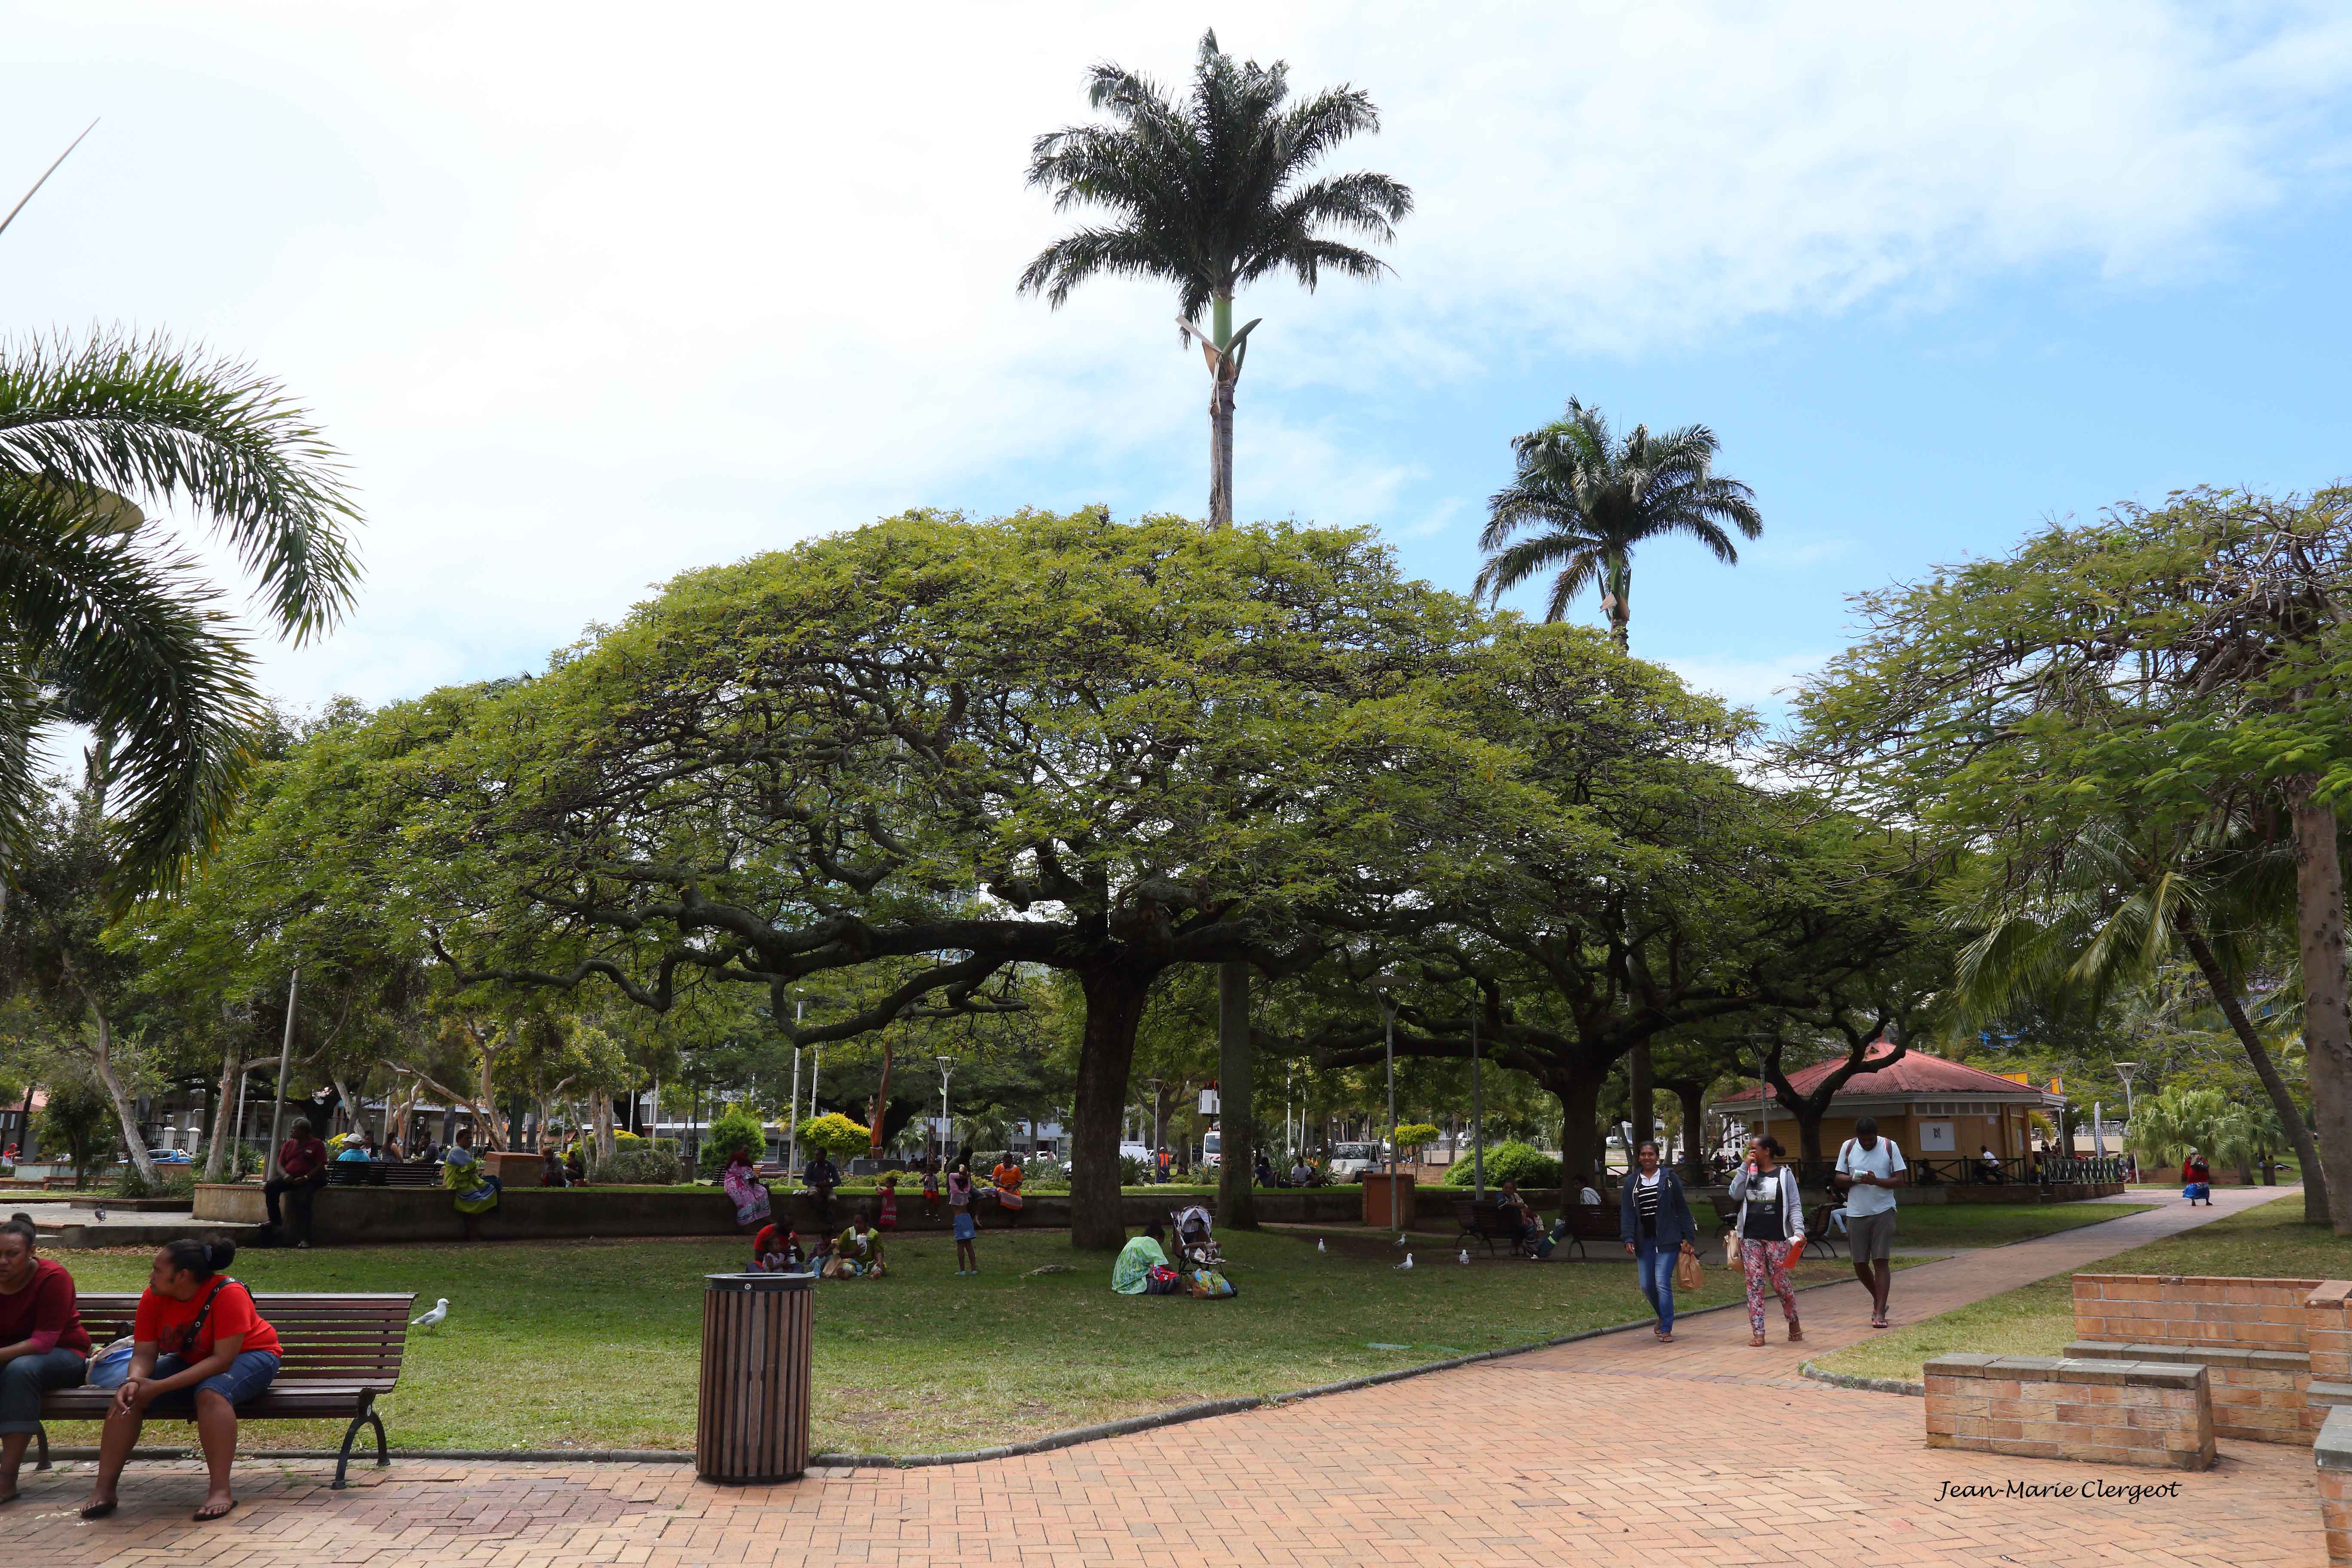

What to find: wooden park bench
left=326, top=1161, right=440, bottom=1188
left=33, top=1290, right=416, bottom=1489
left=1550, top=1203, right=1620, bottom=1260
left=1453, top=1197, right=1537, bottom=1257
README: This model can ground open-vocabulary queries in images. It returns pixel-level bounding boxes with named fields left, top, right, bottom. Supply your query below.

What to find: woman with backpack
left=1617, top=1140, right=1701, bottom=1341
left=82, top=1237, right=280, bottom=1523
left=1728, top=1135, right=1806, bottom=1347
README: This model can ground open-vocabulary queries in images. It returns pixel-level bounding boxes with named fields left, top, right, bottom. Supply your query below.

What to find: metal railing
left=1757, top=1154, right=2128, bottom=1188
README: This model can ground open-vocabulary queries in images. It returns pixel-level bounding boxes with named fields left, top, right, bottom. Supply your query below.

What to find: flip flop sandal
left=194, top=1500, right=238, bottom=1522
left=1749, top=1333, right=1767, bottom=1347
left=80, top=1501, right=118, bottom=1520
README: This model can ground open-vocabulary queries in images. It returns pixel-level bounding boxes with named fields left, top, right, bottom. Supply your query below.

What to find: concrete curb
left=1798, top=1360, right=1924, bottom=1397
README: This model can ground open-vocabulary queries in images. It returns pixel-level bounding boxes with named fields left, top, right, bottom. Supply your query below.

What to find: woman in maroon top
left=0, top=1211, right=90, bottom=1504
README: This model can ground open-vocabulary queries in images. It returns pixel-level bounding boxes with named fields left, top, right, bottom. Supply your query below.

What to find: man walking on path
left=1836, top=1115, right=1905, bottom=1328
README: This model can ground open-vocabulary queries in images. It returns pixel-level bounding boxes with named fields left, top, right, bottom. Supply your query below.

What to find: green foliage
left=36, top=1080, right=118, bottom=1183
left=1443, top=1141, right=1558, bottom=1188
left=1392, top=1123, right=1439, bottom=1153
left=798, top=1112, right=872, bottom=1160
left=702, top=1104, right=768, bottom=1167
left=592, top=1143, right=682, bottom=1185
left=1474, top=397, right=1762, bottom=647
left=112, top=1165, right=197, bottom=1200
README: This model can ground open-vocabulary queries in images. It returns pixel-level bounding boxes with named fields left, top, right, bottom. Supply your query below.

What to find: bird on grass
left=410, top=1298, right=450, bottom=1330
left=1394, top=1253, right=1413, bottom=1271
left=1317, top=1237, right=1326, bottom=1254
left=1458, top=1248, right=1470, bottom=1266
left=1392, top=1231, right=1409, bottom=1246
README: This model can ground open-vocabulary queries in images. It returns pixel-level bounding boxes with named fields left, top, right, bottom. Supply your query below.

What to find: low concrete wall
left=193, top=1182, right=1423, bottom=1245
left=2068, top=1339, right=2312, bottom=1444
left=1925, top=1353, right=2214, bottom=1470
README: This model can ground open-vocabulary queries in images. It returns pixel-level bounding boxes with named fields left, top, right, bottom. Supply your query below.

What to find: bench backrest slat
left=75, top=1291, right=413, bottom=1381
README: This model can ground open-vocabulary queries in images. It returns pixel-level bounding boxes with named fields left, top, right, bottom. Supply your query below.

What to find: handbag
left=1723, top=1229, right=1740, bottom=1269
left=1675, top=1249, right=1703, bottom=1292
left=87, top=1337, right=136, bottom=1389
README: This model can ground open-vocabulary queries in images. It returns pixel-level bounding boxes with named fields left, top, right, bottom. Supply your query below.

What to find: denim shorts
left=146, top=1350, right=281, bottom=1412
left=952, top=1213, right=977, bottom=1241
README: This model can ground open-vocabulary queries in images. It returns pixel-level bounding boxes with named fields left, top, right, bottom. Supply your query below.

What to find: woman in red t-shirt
left=81, top=1237, right=281, bottom=1523
left=0, top=1211, right=90, bottom=1503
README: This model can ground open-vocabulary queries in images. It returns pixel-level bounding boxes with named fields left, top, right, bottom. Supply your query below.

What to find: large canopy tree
left=1793, top=488, right=2352, bottom=1226
left=414, top=510, right=1504, bottom=1249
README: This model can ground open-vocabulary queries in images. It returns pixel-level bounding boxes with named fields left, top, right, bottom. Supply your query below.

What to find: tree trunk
left=1672, top=1082, right=1708, bottom=1183
left=1553, top=1069, right=1605, bottom=1201
left=86, top=1009, right=159, bottom=1187
left=1605, top=554, right=1632, bottom=649
left=1070, top=962, right=1157, bottom=1250
left=2288, top=778, right=2352, bottom=1231
left=202, top=1038, right=240, bottom=1181
left=2177, top=910, right=2331, bottom=1224
left=592, top=1093, right=615, bottom=1161
left=1627, top=1041, right=1654, bottom=1152
left=1790, top=1102, right=1827, bottom=1166
left=869, top=1034, right=894, bottom=1158
left=1216, top=962, right=1256, bottom=1227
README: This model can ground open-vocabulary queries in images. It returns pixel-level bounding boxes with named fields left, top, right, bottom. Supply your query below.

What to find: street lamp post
left=936, top=1055, right=955, bottom=1170
left=1146, top=1078, right=1163, bottom=1179
left=787, top=998, right=805, bottom=1176
left=1470, top=1005, right=1485, bottom=1202
left=1373, top=975, right=1400, bottom=1236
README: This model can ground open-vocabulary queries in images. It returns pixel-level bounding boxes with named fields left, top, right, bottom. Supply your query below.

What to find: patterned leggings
left=1740, top=1239, right=1798, bottom=1334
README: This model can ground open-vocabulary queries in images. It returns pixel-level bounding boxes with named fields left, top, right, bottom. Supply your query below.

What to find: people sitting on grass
left=82, top=1237, right=280, bottom=1524
left=1289, top=1155, right=1314, bottom=1187
left=565, top=1143, right=588, bottom=1185
left=1112, top=1221, right=1177, bottom=1295
left=442, top=1139, right=502, bottom=1241
left=750, top=1221, right=805, bottom=1273
left=0, top=1211, right=89, bottom=1505
left=723, top=1148, right=771, bottom=1232
left=824, top=1213, right=886, bottom=1279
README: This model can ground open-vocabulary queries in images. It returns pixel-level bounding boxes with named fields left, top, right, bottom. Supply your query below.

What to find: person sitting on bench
left=1496, top=1180, right=1539, bottom=1247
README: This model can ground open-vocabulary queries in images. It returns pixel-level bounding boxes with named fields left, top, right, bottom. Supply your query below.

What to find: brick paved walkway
left=12, top=1184, right=2320, bottom=1566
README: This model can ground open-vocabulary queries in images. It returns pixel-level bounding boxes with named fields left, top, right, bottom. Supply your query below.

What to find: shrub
left=1021, top=1155, right=1067, bottom=1191
left=1119, top=1155, right=1151, bottom=1186
left=592, top=1144, right=683, bottom=1185
left=1393, top=1123, right=1440, bottom=1155
left=797, top=1112, right=871, bottom=1161
left=112, top=1167, right=197, bottom=1200
left=37, top=1082, right=119, bottom=1186
left=700, top=1105, right=769, bottom=1173
left=1443, top=1141, right=1559, bottom=1188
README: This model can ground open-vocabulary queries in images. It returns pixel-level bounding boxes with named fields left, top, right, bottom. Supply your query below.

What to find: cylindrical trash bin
left=697, top=1272, right=814, bottom=1483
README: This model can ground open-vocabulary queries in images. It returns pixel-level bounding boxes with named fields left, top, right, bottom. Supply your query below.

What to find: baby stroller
left=1171, top=1204, right=1224, bottom=1269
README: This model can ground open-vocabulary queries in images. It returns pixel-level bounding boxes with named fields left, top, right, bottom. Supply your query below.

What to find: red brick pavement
left=11, top=1184, right=2318, bottom=1566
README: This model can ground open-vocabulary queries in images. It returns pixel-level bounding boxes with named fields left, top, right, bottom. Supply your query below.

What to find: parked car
left=1326, top=1141, right=1384, bottom=1182
left=1119, top=1141, right=1152, bottom=1163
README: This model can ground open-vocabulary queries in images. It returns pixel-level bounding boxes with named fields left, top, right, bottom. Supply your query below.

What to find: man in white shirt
left=1836, top=1116, right=1906, bottom=1329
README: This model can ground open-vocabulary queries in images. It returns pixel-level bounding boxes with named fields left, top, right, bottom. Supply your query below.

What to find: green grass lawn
left=1815, top=1194, right=2349, bottom=1385
left=48, top=1225, right=1865, bottom=1457
left=1875, top=1200, right=2154, bottom=1248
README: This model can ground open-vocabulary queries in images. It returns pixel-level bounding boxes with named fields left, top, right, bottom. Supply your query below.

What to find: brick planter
left=1924, top=1354, right=2214, bottom=1470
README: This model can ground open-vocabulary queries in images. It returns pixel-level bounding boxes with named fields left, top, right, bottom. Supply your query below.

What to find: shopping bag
left=1675, top=1250, right=1703, bottom=1292
left=1723, top=1231, right=1740, bottom=1270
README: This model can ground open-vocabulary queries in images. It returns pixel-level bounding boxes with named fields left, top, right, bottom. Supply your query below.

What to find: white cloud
left=0, top=2, right=2347, bottom=704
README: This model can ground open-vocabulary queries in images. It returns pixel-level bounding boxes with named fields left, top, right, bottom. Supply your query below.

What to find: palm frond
left=0, top=329, right=361, bottom=642
left=0, top=478, right=261, bottom=895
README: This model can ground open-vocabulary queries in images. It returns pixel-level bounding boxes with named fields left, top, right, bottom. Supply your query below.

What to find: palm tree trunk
left=2175, top=907, right=2330, bottom=1224
left=2286, top=776, right=2352, bottom=1231
left=1605, top=554, right=1631, bottom=648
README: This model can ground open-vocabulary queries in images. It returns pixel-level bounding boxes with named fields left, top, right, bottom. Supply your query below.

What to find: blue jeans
left=1635, top=1239, right=1679, bottom=1332
left=146, top=1350, right=280, bottom=1413
left=0, top=1347, right=86, bottom=1434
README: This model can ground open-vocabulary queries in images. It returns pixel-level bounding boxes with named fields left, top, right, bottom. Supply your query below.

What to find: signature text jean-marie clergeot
left=1937, top=1479, right=2183, bottom=1504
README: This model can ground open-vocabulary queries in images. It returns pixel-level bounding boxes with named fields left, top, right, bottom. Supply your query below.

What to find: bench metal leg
left=333, top=1408, right=388, bottom=1489
left=33, top=1421, right=48, bottom=1471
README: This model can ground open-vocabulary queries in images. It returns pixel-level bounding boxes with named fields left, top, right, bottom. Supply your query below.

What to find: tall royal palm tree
left=1018, top=29, right=1411, bottom=527
left=1474, top=398, right=1762, bottom=649
left=0, top=328, right=361, bottom=895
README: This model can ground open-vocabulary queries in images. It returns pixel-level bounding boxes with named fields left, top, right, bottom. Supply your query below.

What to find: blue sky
left=6, top=3, right=2352, bottom=723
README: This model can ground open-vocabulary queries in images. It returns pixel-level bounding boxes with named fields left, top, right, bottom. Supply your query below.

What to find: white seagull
left=410, top=1298, right=450, bottom=1330
left=1458, top=1248, right=1471, bottom=1266
left=1394, top=1253, right=1413, bottom=1271
left=1317, top=1237, right=1326, bottom=1254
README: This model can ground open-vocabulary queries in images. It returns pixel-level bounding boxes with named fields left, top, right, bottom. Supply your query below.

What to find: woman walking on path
left=1728, top=1136, right=1805, bottom=1347
left=82, top=1238, right=281, bottom=1524
left=0, top=1212, right=90, bottom=1503
left=1617, top=1141, right=1700, bottom=1341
